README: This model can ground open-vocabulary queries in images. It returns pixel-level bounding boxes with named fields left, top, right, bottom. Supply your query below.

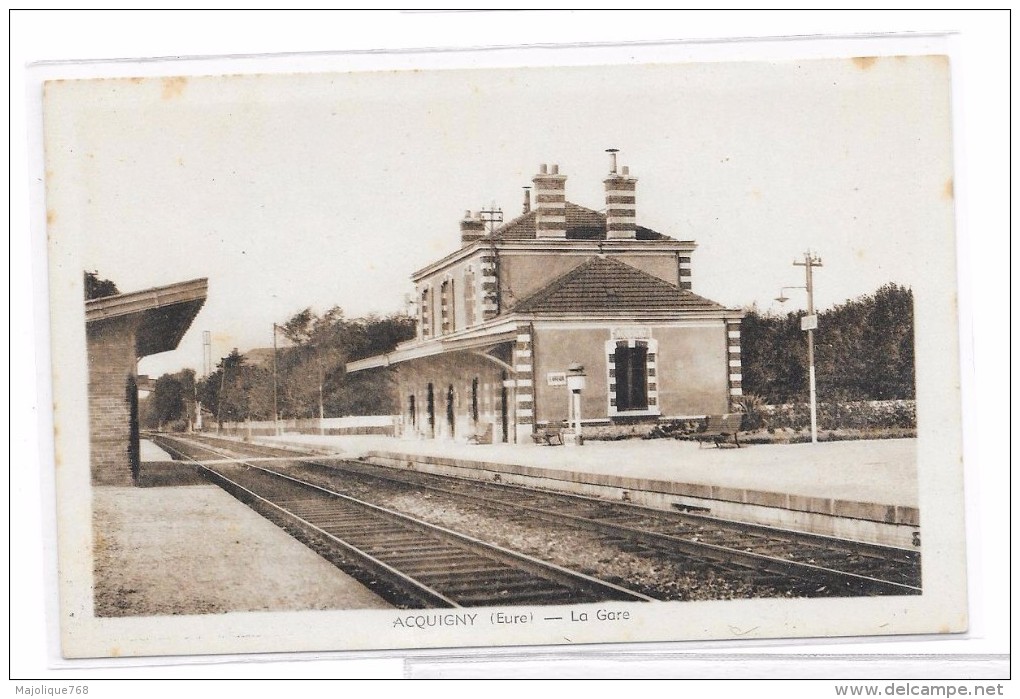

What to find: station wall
left=394, top=352, right=512, bottom=443
left=531, top=322, right=730, bottom=425
left=87, top=316, right=141, bottom=486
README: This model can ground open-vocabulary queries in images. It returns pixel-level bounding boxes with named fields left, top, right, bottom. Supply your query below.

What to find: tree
left=143, top=368, right=196, bottom=430
left=197, top=349, right=277, bottom=427
left=741, top=284, right=915, bottom=403
left=274, top=307, right=415, bottom=418
left=84, top=270, right=119, bottom=300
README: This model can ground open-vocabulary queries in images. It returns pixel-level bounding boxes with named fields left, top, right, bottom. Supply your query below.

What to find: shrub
left=759, top=399, right=915, bottom=431
left=584, top=423, right=657, bottom=441
left=645, top=418, right=704, bottom=440
left=731, top=394, right=766, bottom=431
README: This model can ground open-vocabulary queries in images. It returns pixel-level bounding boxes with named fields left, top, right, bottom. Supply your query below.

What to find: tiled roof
left=512, top=256, right=727, bottom=315
left=497, top=202, right=671, bottom=241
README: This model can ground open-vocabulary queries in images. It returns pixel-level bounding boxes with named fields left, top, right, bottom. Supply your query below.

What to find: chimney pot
left=551, top=164, right=559, bottom=175
left=621, top=165, right=630, bottom=176
left=540, top=163, right=548, bottom=174
left=606, top=148, right=619, bottom=174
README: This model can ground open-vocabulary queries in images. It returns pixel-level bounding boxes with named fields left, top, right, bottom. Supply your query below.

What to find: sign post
left=565, top=363, right=586, bottom=447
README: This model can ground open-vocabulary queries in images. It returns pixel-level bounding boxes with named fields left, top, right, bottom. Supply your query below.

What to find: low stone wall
left=364, top=449, right=920, bottom=549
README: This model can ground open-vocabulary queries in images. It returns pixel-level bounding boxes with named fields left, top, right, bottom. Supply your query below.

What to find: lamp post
left=776, top=250, right=823, bottom=444
left=566, top=362, right=587, bottom=446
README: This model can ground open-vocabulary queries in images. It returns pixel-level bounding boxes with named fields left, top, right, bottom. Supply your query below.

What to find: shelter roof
left=85, top=278, right=208, bottom=357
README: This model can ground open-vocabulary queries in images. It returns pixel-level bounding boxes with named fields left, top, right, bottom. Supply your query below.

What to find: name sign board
left=611, top=326, right=652, bottom=340
left=547, top=372, right=567, bottom=387
left=801, top=314, right=818, bottom=331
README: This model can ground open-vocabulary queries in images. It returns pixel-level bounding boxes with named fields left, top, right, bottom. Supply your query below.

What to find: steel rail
left=285, top=456, right=921, bottom=596
left=152, top=434, right=653, bottom=606
left=156, top=434, right=919, bottom=596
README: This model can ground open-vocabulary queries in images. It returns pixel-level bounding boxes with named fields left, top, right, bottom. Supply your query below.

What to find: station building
left=86, top=278, right=207, bottom=485
left=347, top=161, right=743, bottom=444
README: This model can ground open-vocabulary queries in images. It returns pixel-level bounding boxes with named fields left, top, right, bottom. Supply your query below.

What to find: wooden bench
left=467, top=422, right=494, bottom=445
left=532, top=424, right=566, bottom=446
left=693, top=413, right=744, bottom=448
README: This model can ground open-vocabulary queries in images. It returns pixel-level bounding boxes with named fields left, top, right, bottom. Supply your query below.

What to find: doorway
left=426, top=383, right=435, bottom=437
left=499, top=371, right=509, bottom=443
left=446, top=385, right=455, bottom=438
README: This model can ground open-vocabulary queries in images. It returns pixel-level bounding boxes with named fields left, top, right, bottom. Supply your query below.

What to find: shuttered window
left=614, top=342, right=649, bottom=411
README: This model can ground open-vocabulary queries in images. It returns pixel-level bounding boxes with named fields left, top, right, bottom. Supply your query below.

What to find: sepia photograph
left=37, top=30, right=973, bottom=663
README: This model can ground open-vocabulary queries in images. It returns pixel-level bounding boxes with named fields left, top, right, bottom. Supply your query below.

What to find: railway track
left=151, top=433, right=921, bottom=601
left=151, top=434, right=652, bottom=609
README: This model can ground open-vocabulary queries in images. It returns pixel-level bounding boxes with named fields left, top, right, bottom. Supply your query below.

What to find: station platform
left=95, top=441, right=392, bottom=616
left=242, top=433, right=920, bottom=548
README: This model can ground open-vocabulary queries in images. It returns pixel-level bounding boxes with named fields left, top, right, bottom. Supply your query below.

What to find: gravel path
left=92, top=485, right=392, bottom=616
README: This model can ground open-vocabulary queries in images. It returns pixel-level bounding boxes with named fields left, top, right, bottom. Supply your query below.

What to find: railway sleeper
left=438, top=578, right=567, bottom=595
left=452, top=589, right=581, bottom=606
left=416, top=568, right=527, bottom=584
left=363, top=544, right=460, bottom=557
left=387, top=553, right=498, bottom=568
left=372, top=553, right=484, bottom=567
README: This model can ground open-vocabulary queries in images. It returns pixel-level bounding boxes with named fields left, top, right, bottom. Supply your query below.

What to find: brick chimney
left=460, top=210, right=485, bottom=246
left=604, top=155, right=637, bottom=240
left=533, top=163, right=567, bottom=238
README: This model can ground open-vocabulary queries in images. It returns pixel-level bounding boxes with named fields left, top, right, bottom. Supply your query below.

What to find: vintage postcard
left=39, top=39, right=968, bottom=660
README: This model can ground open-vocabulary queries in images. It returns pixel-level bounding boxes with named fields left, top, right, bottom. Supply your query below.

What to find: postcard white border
left=12, top=10, right=1010, bottom=680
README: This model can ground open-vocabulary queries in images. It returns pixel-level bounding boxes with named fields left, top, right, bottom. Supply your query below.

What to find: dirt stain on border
left=161, top=76, right=188, bottom=100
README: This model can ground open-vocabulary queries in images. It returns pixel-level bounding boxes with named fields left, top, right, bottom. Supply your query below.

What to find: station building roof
left=511, top=256, right=727, bottom=315
left=348, top=258, right=740, bottom=373
left=85, top=277, right=208, bottom=357
left=496, top=202, right=673, bottom=241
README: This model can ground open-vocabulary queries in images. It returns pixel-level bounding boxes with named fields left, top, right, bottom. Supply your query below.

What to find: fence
left=209, top=415, right=397, bottom=437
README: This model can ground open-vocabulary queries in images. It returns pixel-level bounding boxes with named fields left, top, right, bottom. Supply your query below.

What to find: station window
left=607, top=338, right=659, bottom=416
left=614, top=342, right=649, bottom=411
left=464, top=267, right=476, bottom=326
left=421, top=288, right=431, bottom=339
left=440, top=279, right=455, bottom=334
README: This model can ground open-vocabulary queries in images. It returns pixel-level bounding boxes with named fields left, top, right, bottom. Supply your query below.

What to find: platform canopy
left=346, top=320, right=518, bottom=372
left=85, top=278, right=208, bottom=358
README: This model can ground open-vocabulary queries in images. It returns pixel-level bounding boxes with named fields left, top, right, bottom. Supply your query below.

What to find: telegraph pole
left=318, top=352, right=325, bottom=436
left=793, top=251, right=823, bottom=443
left=272, top=323, right=280, bottom=436
left=197, top=330, right=210, bottom=432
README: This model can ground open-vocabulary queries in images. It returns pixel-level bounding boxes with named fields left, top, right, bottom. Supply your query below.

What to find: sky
left=44, top=54, right=955, bottom=378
